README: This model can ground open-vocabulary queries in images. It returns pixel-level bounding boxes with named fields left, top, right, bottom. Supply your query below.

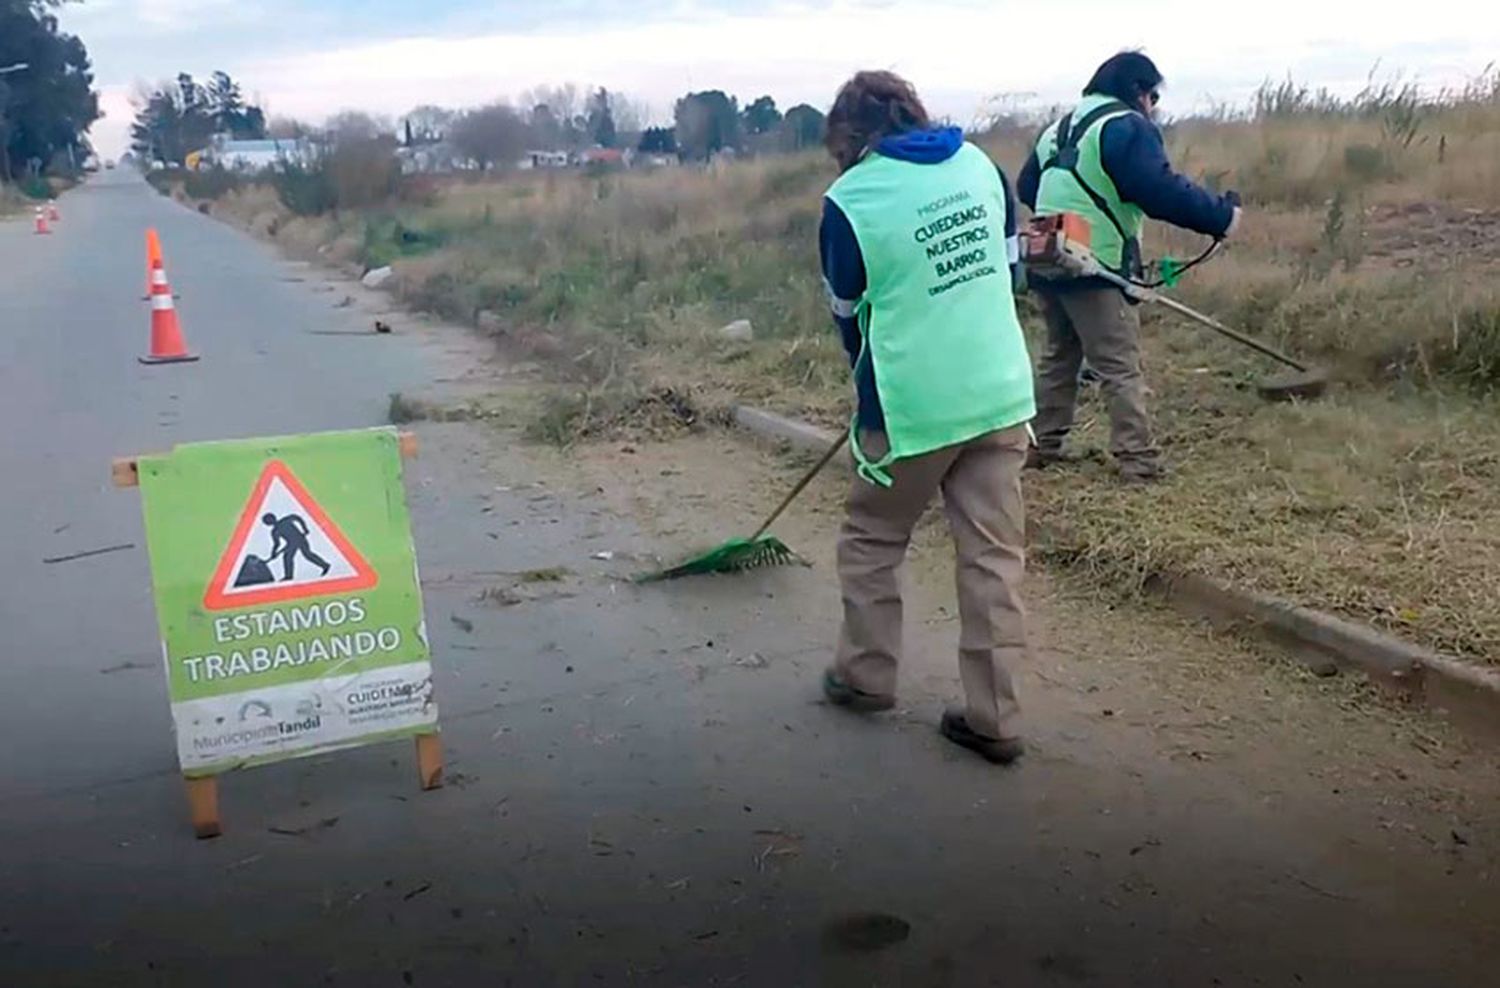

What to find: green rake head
left=634, top=534, right=804, bottom=583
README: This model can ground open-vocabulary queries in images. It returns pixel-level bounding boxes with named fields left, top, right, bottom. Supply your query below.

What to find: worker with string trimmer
left=1017, top=51, right=1244, bottom=484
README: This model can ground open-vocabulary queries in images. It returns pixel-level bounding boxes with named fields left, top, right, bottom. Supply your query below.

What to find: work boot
left=940, top=709, right=1025, bottom=765
left=1117, top=460, right=1166, bottom=485
left=822, top=668, right=896, bottom=713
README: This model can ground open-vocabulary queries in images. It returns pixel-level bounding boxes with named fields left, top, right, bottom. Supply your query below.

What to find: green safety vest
left=825, top=142, right=1036, bottom=487
left=1033, top=94, right=1146, bottom=274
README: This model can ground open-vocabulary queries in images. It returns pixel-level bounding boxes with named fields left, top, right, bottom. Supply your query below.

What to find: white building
left=518, top=150, right=570, bottom=170
left=199, top=137, right=316, bottom=172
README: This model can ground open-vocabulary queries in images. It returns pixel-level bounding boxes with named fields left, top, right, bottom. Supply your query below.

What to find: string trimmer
left=635, top=431, right=849, bottom=582
left=1021, top=214, right=1328, bottom=401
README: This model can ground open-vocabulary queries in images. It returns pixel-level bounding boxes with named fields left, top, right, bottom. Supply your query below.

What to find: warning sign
left=132, top=428, right=437, bottom=777
left=204, top=460, right=377, bottom=609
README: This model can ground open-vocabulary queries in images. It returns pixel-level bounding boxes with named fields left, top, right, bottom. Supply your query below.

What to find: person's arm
left=997, top=164, right=1021, bottom=288
left=1100, top=114, right=1235, bottom=238
left=819, top=197, right=866, bottom=368
left=1016, top=147, right=1041, bottom=211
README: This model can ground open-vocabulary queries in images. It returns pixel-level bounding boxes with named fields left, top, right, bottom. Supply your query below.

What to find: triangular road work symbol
left=203, top=460, right=377, bottom=610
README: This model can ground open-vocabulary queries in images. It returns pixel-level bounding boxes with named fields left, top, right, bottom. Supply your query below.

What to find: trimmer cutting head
left=1255, top=368, right=1329, bottom=402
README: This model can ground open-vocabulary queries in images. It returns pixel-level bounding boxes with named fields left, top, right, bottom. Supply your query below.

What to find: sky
left=59, top=0, right=1500, bottom=158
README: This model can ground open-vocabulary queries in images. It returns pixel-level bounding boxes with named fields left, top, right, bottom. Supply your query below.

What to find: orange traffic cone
left=34, top=208, right=51, bottom=235
left=144, top=228, right=163, bottom=300
left=140, top=257, right=199, bottom=365
left=47, top=201, right=60, bottom=223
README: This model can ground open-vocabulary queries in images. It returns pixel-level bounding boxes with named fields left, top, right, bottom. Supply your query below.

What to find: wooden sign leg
left=185, top=777, right=222, bottom=839
left=415, top=733, right=444, bottom=791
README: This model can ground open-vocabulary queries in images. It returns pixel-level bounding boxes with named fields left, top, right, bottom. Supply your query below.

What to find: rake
left=635, top=431, right=849, bottom=582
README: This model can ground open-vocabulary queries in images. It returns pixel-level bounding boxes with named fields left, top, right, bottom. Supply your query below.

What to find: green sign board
left=135, top=428, right=436, bottom=777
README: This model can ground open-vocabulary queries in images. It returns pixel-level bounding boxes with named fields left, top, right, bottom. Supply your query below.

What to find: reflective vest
left=824, top=142, right=1035, bottom=486
left=1033, top=94, right=1146, bottom=274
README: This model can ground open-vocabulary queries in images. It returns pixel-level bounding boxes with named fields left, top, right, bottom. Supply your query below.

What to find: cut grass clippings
left=1028, top=354, right=1500, bottom=665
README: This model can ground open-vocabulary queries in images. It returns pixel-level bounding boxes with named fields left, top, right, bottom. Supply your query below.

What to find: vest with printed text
left=825, top=142, right=1035, bottom=486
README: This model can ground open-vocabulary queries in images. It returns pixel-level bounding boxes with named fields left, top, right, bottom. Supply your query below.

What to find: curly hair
left=825, top=70, right=932, bottom=173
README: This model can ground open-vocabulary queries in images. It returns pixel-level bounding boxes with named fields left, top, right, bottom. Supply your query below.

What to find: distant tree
left=266, top=116, right=313, bottom=140
left=527, top=103, right=561, bottom=149
left=674, top=90, right=740, bottom=160
left=206, top=71, right=265, bottom=139
left=586, top=87, right=617, bottom=148
left=637, top=126, right=677, bottom=155
left=402, top=105, right=454, bottom=145
left=450, top=103, right=529, bottom=170
left=0, top=0, right=101, bottom=179
left=610, top=93, right=647, bottom=145
left=742, top=95, right=782, bottom=136
left=324, top=110, right=391, bottom=144
left=131, top=70, right=266, bottom=164
left=781, top=104, right=826, bottom=152
left=521, top=84, right=583, bottom=148
left=131, top=76, right=215, bottom=164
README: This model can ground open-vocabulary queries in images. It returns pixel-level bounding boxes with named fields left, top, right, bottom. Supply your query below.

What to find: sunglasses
left=1147, top=90, right=1161, bottom=107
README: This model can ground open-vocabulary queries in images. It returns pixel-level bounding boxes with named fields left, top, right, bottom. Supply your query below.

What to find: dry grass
left=1027, top=362, right=1500, bottom=663
left=205, top=78, right=1500, bottom=662
left=0, top=183, right=33, bottom=218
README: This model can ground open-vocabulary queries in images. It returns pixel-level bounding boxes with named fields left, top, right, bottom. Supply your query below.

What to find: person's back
left=817, top=70, right=1035, bottom=766
left=825, top=137, right=1032, bottom=483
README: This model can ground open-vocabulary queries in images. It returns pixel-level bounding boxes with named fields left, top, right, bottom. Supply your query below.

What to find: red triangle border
left=202, top=459, right=378, bottom=611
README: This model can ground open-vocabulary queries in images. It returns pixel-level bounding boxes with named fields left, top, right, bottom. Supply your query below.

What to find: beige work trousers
left=1033, top=285, right=1161, bottom=476
left=833, top=425, right=1029, bottom=740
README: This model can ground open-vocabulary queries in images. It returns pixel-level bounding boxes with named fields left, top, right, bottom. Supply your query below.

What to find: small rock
left=361, top=265, right=394, bottom=289
left=476, top=310, right=503, bottom=333
left=718, top=318, right=754, bottom=342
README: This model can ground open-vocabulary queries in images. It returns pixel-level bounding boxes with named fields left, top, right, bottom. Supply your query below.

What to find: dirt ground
left=517, top=426, right=1500, bottom=828
left=401, top=298, right=1500, bottom=890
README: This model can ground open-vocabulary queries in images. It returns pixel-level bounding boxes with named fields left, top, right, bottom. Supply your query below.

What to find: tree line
left=388, top=87, right=825, bottom=167
left=0, top=0, right=100, bottom=183
left=130, top=72, right=268, bottom=165
left=131, top=73, right=829, bottom=173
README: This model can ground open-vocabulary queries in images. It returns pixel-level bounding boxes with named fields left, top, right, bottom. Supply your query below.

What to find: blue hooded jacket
left=819, top=126, right=1021, bottom=433
left=1016, top=112, right=1234, bottom=249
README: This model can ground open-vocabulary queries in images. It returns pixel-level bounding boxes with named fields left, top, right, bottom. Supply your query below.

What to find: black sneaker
left=822, top=669, right=896, bottom=713
left=940, top=709, right=1025, bottom=765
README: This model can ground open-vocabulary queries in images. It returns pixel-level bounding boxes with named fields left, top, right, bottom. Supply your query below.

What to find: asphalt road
left=0, top=171, right=1495, bottom=987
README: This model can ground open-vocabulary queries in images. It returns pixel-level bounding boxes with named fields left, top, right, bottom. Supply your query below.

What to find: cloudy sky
left=61, top=0, right=1500, bottom=157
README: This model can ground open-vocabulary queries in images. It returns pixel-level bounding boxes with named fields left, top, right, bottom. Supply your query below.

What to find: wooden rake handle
left=750, top=431, right=850, bottom=542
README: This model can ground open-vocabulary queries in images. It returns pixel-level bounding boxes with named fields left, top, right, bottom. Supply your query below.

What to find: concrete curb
left=729, top=404, right=1500, bottom=739
left=732, top=406, right=842, bottom=450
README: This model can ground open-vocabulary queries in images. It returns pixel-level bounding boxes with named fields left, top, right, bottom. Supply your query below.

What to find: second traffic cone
left=34, top=208, right=51, bottom=235
left=140, top=257, right=199, bottom=365
left=48, top=201, right=60, bottom=223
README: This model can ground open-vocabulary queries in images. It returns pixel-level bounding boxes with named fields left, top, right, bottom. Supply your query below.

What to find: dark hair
left=825, top=70, right=932, bottom=172
left=1083, top=51, right=1164, bottom=105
